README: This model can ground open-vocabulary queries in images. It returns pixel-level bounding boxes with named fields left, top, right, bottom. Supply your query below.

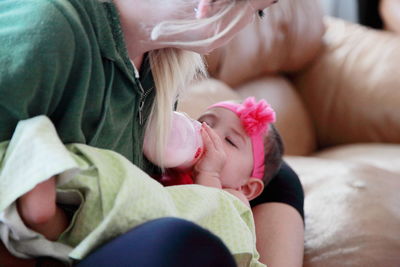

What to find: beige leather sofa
left=381, top=0, right=400, bottom=33
left=179, top=0, right=400, bottom=266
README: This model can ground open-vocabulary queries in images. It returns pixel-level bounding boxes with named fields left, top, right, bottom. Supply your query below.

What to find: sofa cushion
left=177, top=79, right=241, bottom=119
left=294, top=17, right=400, bottom=148
left=286, top=154, right=400, bottom=267
left=314, top=143, right=400, bottom=174
left=380, top=0, right=400, bottom=33
left=206, top=0, right=325, bottom=87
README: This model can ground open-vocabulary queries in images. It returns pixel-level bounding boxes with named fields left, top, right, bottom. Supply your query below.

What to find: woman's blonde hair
left=146, top=0, right=250, bottom=167
left=151, top=1, right=246, bottom=46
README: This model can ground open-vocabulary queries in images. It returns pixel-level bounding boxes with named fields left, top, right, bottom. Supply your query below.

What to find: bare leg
left=253, top=203, right=304, bottom=267
left=17, top=176, right=68, bottom=241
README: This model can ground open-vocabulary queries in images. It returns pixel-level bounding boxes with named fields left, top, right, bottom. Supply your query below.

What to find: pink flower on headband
left=236, top=97, right=276, bottom=136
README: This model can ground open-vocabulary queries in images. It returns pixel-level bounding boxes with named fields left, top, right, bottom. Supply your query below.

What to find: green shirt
left=0, top=0, right=155, bottom=170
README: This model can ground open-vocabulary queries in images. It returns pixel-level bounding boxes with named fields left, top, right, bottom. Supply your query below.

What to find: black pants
left=76, top=217, right=237, bottom=267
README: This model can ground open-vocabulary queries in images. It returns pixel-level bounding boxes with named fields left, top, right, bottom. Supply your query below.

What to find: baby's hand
left=195, top=123, right=226, bottom=177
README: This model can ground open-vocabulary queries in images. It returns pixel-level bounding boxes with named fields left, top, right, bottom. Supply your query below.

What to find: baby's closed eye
left=225, top=137, right=237, bottom=148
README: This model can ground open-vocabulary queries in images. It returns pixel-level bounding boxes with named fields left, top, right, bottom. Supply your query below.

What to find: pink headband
left=208, top=97, right=276, bottom=179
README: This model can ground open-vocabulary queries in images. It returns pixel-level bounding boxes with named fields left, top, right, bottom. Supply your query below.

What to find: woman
left=0, top=0, right=303, bottom=266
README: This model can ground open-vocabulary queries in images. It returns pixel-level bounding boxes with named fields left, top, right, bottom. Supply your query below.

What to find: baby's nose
left=210, top=126, right=224, bottom=139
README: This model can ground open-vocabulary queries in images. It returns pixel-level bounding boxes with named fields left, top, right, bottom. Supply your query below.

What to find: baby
left=14, top=97, right=283, bottom=256
left=162, top=97, right=284, bottom=207
left=195, top=97, right=283, bottom=206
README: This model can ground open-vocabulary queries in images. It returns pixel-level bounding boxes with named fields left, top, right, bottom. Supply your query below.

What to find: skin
left=195, top=107, right=265, bottom=206
left=253, top=203, right=305, bottom=266
left=17, top=0, right=304, bottom=266
left=197, top=108, right=255, bottom=190
left=114, top=0, right=279, bottom=67
left=17, top=177, right=68, bottom=241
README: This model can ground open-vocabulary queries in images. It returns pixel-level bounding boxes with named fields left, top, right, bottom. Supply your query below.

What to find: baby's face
left=198, top=107, right=254, bottom=189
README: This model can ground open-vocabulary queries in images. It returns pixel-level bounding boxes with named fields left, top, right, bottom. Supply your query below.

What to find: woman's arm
left=252, top=203, right=304, bottom=267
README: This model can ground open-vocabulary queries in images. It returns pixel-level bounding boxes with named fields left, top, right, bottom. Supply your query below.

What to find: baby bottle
left=143, top=111, right=203, bottom=169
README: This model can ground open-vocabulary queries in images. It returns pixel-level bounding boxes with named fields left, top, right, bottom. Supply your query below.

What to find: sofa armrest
left=380, top=0, right=400, bottom=33
left=293, top=17, right=400, bottom=148
left=286, top=154, right=400, bottom=267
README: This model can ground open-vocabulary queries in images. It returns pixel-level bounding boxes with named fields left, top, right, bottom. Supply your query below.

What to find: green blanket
left=0, top=116, right=264, bottom=267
